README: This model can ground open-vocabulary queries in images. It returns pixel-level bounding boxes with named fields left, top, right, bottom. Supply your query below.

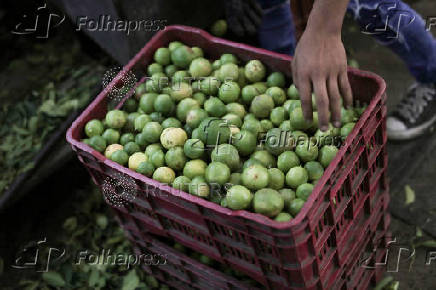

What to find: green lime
left=149, top=112, right=164, bottom=123
left=290, top=107, right=313, bottom=130
left=219, top=81, right=240, bottom=103
left=341, top=107, right=355, bottom=123
left=154, top=94, right=175, bottom=116
left=212, top=59, right=221, bottom=70
left=304, top=161, right=324, bottom=181
left=223, top=113, right=242, bottom=128
left=251, top=150, right=276, bottom=168
left=192, top=128, right=201, bottom=139
left=176, top=98, right=199, bottom=121
left=286, top=166, right=309, bottom=189
left=241, top=85, right=259, bottom=104
left=296, top=183, right=314, bottom=201
left=250, top=94, right=274, bottom=118
left=151, top=72, right=169, bottom=89
left=253, top=188, right=284, bottom=217
left=318, top=145, right=339, bottom=168
left=275, top=212, right=292, bottom=222
left=145, top=143, right=163, bottom=157
left=242, top=165, right=269, bottom=190
left=279, top=188, right=296, bottom=211
left=189, top=176, right=210, bottom=197
left=169, top=41, right=183, bottom=52
left=144, top=79, right=160, bottom=94
left=153, top=167, right=176, bottom=184
left=205, top=162, right=231, bottom=185
left=241, top=118, right=262, bottom=137
left=265, top=128, right=291, bottom=156
left=210, top=19, right=228, bottom=36
left=287, top=100, right=302, bottom=114
left=252, top=82, right=268, bottom=94
left=170, top=82, right=193, bottom=101
left=199, top=77, right=220, bottom=95
left=171, top=45, right=196, bottom=68
left=184, top=139, right=205, bottom=159
left=238, top=67, right=247, bottom=88
left=192, top=92, right=206, bottom=106
left=229, top=172, right=242, bottom=185
left=192, top=47, right=203, bottom=58
left=244, top=60, right=266, bottom=83
left=189, top=57, right=212, bottom=78
left=295, top=142, right=319, bottom=162
left=211, top=144, right=240, bottom=171
left=135, top=83, right=146, bottom=97
left=142, top=122, right=163, bottom=143
left=268, top=168, right=285, bottom=190
left=165, top=146, right=186, bottom=171
left=102, top=128, right=120, bottom=145
left=341, top=122, right=355, bottom=138
left=105, top=144, right=123, bottom=159
left=289, top=198, right=305, bottom=216
left=147, top=63, right=163, bottom=76
left=204, top=97, right=227, bottom=117
left=154, top=47, right=171, bottom=66
left=139, top=93, right=158, bottom=114
left=226, top=103, right=245, bottom=119
left=186, top=108, right=208, bottom=129
left=89, top=135, right=106, bottom=152
left=267, top=72, right=285, bottom=88
left=266, top=87, right=286, bottom=106
left=136, top=161, right=155, bottom=177
left=150, top=150, right=165, bottom=168
left=243, top=158, right=263, bottom=169
left=134, top=114, right=152, bottom=132
left=162, top=117, right=182, bottom=129
left=124, top=141, right=141, bottom=155
left=287, top=84, right=299, bottom=99
left=105, top=110, right=126, bottom=129
left=277, top=151, right=300, bottom=174
left=260, top=119, right=273, bottom=132
left=232, top=130, right=257, bottom=156
left=226, top=185, right=252, bottom=210
left=220, top=53, right=238, bottom=65
left=124, top=112, right=140, bottom=132
left=279, top=120, right=293, bottom=131
left=110, top=149, right=129, bottom=165
left=134, top=133, right=148, bottom=148
left=128, top=152, right=148, bottom=171
left=165, top=64, right=178, bottom=77
left=183, top=159, right=207, bottom=179
left=123, top=98, right=138, bottom=113
left=218, top=63, right=239, bottom=82
left=197, top=117, right=231, bottom=146
left=172, top=70, right=190, bottom=83
left=172, top=176, right=191, bottom=192
left=270, top=107, right=286, bottom=126
left=160, top=127, right=188, bottom=149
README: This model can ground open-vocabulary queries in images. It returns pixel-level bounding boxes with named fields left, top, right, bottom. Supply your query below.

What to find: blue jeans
left=257, top=0, right=436, bottom=83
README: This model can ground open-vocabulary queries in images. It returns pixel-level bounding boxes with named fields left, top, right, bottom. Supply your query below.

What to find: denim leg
left=257, top=0, right=296, bottom=55
left=347, top=0, right=436, bottom=83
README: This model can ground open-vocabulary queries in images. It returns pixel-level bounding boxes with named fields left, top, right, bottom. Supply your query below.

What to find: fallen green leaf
left=404, top=185, right=415, bottom=206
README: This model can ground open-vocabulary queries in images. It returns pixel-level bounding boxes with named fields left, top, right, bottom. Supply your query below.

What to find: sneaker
left=387, top=82, right=436, bottom=140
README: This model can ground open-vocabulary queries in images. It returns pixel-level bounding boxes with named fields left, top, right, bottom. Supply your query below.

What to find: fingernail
left=333, top=121, right=341, bottom=128
left=321, top=125, right=328, bottom=132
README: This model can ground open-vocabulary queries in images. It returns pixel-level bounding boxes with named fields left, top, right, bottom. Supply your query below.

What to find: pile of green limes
left=82, top=42, right=365, bottom=221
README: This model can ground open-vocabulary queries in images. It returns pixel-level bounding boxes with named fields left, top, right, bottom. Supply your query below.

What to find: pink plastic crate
left=67, top=26, right=390, bottom=289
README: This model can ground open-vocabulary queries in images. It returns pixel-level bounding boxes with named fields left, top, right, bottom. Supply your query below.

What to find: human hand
left=225, top=0, right=263, bottom=37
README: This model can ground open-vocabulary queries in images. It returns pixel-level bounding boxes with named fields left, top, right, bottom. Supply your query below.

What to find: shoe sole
left=387, top=114, right=436, bottom=140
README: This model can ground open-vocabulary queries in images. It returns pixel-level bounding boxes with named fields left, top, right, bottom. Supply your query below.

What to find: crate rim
left=66, top=25, right=387, bottom=230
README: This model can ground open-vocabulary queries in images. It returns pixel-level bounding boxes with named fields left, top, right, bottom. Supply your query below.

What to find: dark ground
left=0, top=0, right=436, bottom=289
